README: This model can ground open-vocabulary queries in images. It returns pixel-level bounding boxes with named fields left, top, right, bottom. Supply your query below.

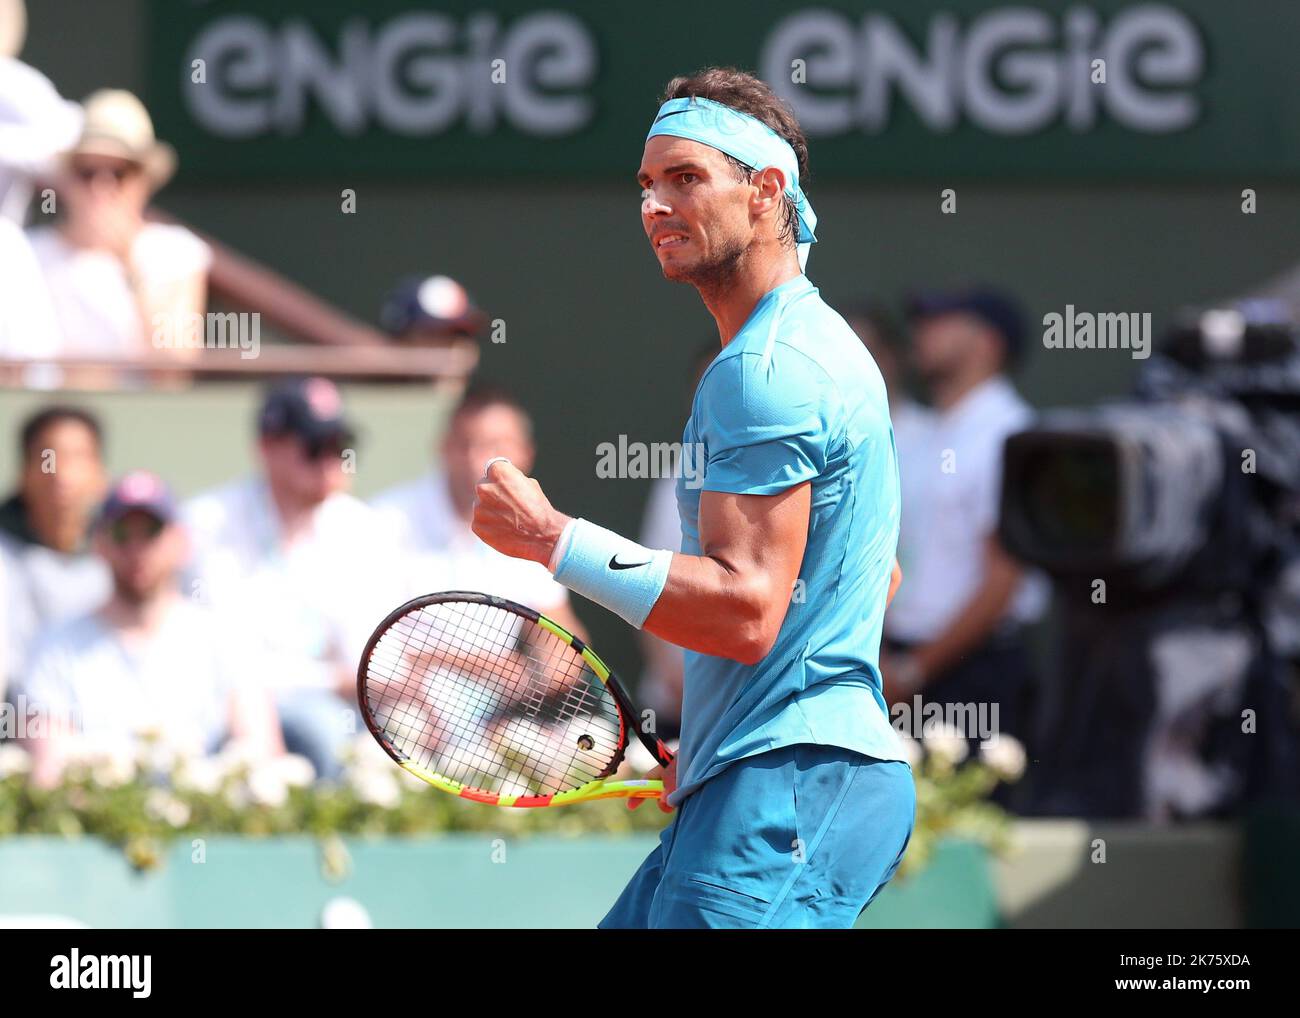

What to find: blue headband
left=646, top=97, right=817, bottom=266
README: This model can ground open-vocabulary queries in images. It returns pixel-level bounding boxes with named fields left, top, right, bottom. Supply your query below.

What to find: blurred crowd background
left=2, top=0, right=1299, bottom=824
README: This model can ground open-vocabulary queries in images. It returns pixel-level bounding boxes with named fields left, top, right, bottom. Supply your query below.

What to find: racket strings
left=362, top=601, right=626, bottom=797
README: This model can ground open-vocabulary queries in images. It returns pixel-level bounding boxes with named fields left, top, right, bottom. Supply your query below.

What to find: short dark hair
left=659, top=68, right=809, bottom=249
left=18, top=405, right=104, bottom=463
left=451, top=381, right=533, bottom=436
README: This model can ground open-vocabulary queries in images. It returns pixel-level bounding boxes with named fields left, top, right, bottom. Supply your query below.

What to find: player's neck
left=699, top=250, right=802, bottom=345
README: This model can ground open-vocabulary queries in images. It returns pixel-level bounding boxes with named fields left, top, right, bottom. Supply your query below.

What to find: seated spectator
left=371, top=382, right=585, bottom=637
left=26, top=89, right=209, bottom=376
left=183, top=377, right=401, bottom=780
left=0, top=405, right=110, bottom=700
left=19, top=471, right=282, bottom=787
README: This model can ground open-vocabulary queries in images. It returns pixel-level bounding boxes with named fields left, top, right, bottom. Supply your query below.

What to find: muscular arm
left=470, top=461, right=809, bottom=665
left=642, top=484, right=809, bottom=664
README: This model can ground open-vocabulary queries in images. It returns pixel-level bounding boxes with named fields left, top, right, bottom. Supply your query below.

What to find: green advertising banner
left=145, top=0, right=1300, bottom=180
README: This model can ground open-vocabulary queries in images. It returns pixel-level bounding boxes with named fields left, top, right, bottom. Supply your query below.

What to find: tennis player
left=471, top=67, right=914, bottom=929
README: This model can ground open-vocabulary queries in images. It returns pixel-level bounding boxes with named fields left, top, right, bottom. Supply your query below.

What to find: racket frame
left=357, top=590, right=674, bottom=807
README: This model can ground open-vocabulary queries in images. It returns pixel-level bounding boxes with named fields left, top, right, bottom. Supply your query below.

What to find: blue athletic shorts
left=598, top=744, right=915, bottom=929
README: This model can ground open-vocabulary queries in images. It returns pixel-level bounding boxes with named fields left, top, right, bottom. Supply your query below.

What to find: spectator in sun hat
left=18, top=469, right=283, bottom=787
left=182, top=377, right=404, bottom=780
left=25, top=88, right=210, bottom=373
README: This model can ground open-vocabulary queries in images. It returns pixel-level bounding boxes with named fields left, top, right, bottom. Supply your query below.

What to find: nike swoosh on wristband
left=609, top=555, right=651, bottom=570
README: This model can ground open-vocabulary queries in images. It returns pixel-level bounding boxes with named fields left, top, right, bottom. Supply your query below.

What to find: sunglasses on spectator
left=71, top=162, right=140, bottom=185
left=107, top=516, right=165, bottom=546
left=302, top=438, right=348, bottom=462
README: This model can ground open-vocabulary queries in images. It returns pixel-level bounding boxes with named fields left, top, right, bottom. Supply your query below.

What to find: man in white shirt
left=371, top=383, right=584, bottom=637
left=0, top=406, right=110, bottom=700
left=882, top=289, right=1047, bottom=759
left=21, top=470, right=282, bottom=787
left=184, top=378, right=402, bottom=779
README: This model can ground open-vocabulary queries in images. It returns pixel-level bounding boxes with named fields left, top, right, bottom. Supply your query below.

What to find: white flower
left=897, top=735, right=923, bottom=768
left=979, top=735, right=1027, bottom=782
left=212, top=741, right=261, bottom=781
left=923, top=724, right=969, bottom=766
left=174, top=756, right=224, bottom=796
left=223, top=781, right=251, bottom=810
left=144, top=789, right=192, bottom=827
left=269, top=753, right=316, bottom=788
left=246, top=766, right=289, bottom=808
left=350, top=767, right=401, bottom=808
left=0, top=744, right=32, bottom=778
left=74, top=741, right=137, bottom=787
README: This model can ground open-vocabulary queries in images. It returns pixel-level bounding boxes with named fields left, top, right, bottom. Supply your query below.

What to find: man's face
left=443, top=405, right=534, bottom=510
left=259, top=433, right=350, bottom=506
left=637, top=136, right=754, bottom=286
left=65, top=154, right=151, bottom=220
left=20, top=419, right=107, bottom=536
left=95, top=510, right=184, bottom=603
left=912, top=312, right=991, bottom=384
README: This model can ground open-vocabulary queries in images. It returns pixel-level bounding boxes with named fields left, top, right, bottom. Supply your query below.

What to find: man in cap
left=25, top=88, right=209, bottom=369
left=20, top=470, right=282, bottom=787
left=882, top=288, right=1047, bottom=761
left=183, top=377, right=402, bottom=779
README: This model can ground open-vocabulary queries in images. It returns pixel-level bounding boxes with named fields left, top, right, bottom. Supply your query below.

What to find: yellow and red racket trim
left=357, top=591, right=673, bottom=808
left=393, top=758, right=664, bottom=807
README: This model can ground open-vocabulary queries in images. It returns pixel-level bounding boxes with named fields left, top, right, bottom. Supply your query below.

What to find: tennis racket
left=356, top=590, right=674, bottom=807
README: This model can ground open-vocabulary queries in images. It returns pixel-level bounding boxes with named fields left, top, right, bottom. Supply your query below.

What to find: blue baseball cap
left=380, top=275, right=488, bottom=339
left=906, top=287, right=1027, bottom=363
left=96, top=470, right=177, bottom=527
left=258, top=376, right=356, bottom=449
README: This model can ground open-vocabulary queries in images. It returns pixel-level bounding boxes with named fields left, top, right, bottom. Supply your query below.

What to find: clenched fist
left=471, top=458, right=571, bottom=566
